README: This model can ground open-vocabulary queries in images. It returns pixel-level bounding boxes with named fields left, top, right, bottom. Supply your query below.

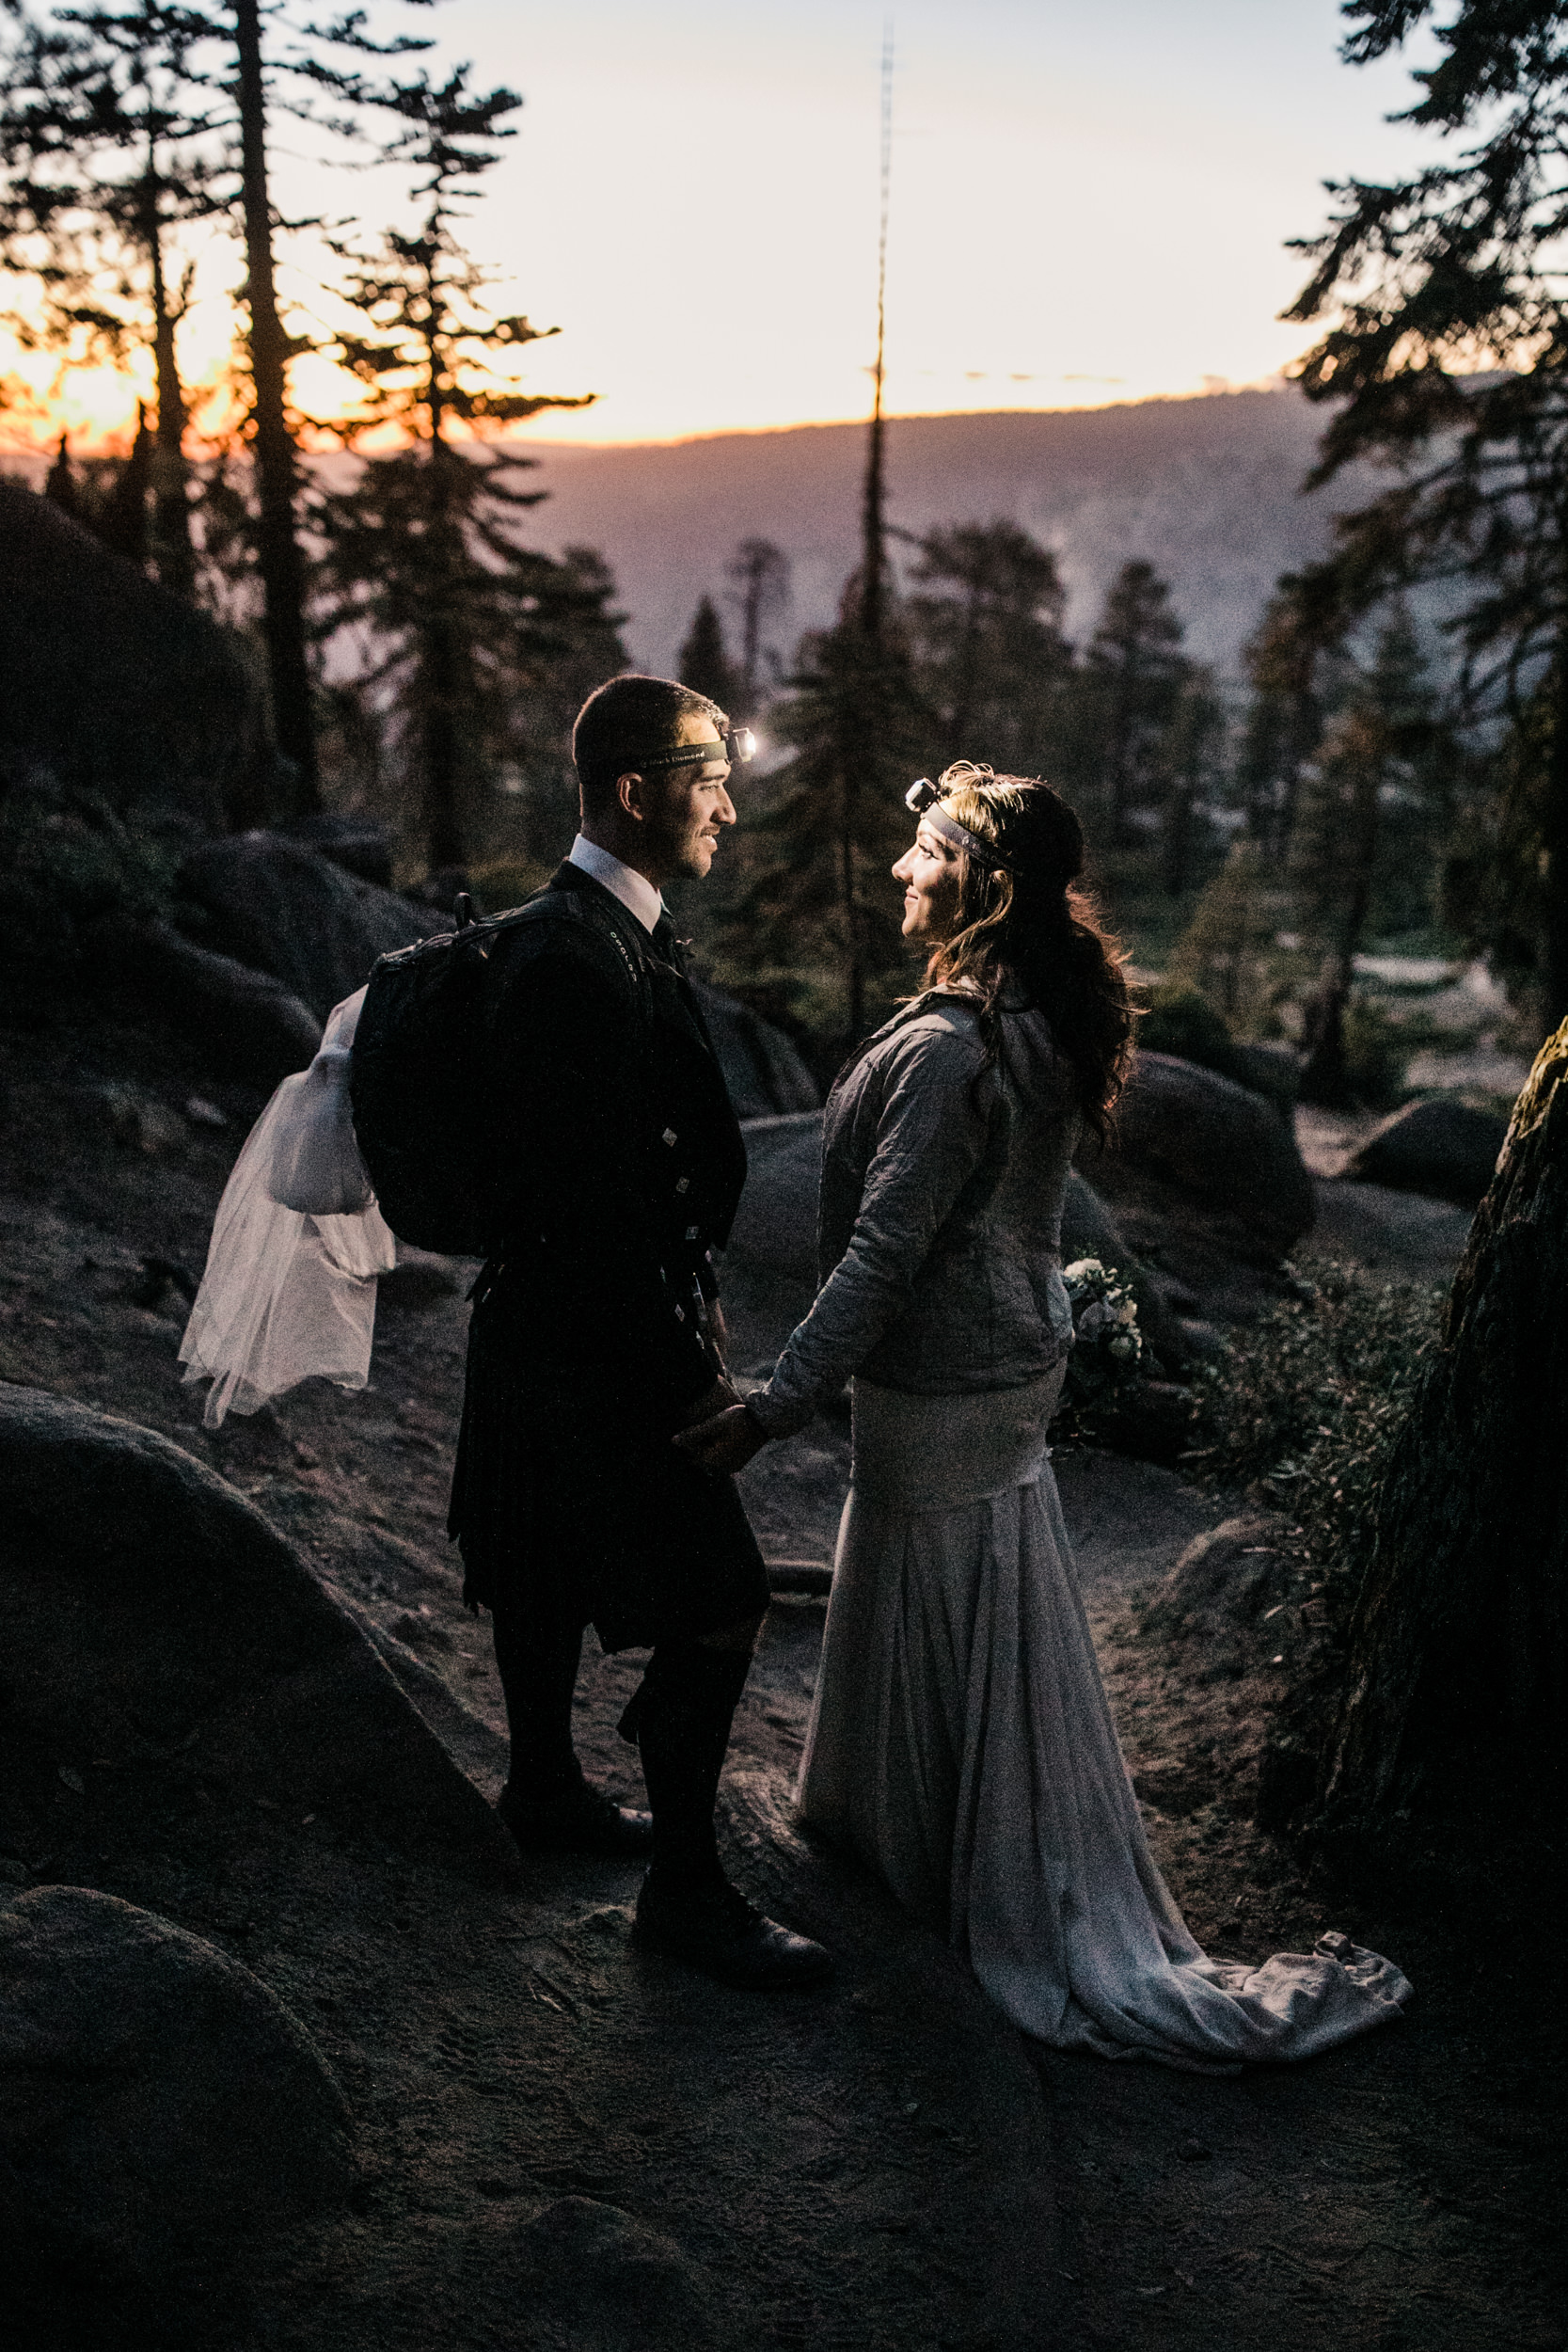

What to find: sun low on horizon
left=0, top=0, right=1436, bottom=460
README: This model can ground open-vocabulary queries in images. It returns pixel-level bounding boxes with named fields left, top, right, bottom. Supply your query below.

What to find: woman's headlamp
left=634, top=723, right=755, bottom=775
left=905, top=777, right=1015, bottom=870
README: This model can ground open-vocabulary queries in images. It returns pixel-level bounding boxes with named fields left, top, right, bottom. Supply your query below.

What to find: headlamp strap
left=630, top=723, right=754, bottom=774
left=905, top=778, right=1015, bottom=872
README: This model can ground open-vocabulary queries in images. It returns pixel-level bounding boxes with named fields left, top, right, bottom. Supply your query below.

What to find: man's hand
left=674, top=1374, right=740, bottom=1431
left=673, top=1401, right=768, bottom=1475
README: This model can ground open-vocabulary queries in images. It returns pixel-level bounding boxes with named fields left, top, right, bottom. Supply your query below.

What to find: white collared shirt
left=567, top=834, right=665, bottom=936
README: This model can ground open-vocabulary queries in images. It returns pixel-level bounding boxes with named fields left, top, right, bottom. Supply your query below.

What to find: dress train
left=796, top=1370, right=1411, bottom=2072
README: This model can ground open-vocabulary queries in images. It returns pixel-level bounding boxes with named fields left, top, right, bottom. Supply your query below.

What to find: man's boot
left=623, top=1644, right=833, bottom=1989
left=491, top=1596, right=652, bottom=1857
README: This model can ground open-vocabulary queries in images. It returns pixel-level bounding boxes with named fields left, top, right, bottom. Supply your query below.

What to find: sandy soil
left=0, top=991, right=1562, bottom=2350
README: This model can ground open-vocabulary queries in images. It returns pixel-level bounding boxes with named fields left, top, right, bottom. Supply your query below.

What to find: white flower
left=1063, top=1259, right=1104, bottom=1286
left=1108, top=1332, right=1136, bottom=1360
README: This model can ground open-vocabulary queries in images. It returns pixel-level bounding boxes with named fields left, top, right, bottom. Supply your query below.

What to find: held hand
left=675, top=1374, right=741, bottom=1430
left=673, top=1401, right=768, bottom=1475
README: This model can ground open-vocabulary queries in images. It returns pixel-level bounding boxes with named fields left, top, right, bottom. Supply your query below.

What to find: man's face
left=626, top=712, right=737, bottom=882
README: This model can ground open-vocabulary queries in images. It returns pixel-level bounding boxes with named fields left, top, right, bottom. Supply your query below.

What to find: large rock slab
left=1086, top=1049, right=1315, bottom=1258
left=1341, top=1094, right=1508, bottom=1206
left=0, top=1884, right=350, bottom=2295
left=728, top=1111, right=823, bottom=1287
left=690, top=982, right=819, bottom=1119
left=93, top=910, right=324, bottom=1088
left=176, top=832, right=447, bottom=1023
left=0, top=1383, right=518, bottom=1885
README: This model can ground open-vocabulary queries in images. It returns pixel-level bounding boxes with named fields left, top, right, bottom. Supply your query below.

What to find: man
left=449, top=674, right=831, bottom=1991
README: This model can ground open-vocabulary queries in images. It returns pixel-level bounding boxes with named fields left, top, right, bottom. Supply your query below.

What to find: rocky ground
left=0, top=988, right=1562, bottom=2351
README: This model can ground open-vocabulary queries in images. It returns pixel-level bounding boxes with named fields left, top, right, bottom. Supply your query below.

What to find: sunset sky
left=1, top=0, right=1438, bottom=452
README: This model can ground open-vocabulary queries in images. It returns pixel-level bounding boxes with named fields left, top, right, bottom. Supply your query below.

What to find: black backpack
left=349, top=889, right=651, bottom=1254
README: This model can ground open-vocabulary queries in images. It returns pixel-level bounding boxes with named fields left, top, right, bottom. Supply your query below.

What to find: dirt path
left=1, top=1002, right=1560, bottom=2350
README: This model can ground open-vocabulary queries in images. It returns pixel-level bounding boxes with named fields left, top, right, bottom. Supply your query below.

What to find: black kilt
left=450, top=1279, right=770, bottom=1653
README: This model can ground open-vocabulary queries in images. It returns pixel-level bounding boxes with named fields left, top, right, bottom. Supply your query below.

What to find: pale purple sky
left=3, top=0, right=1441, bottom=449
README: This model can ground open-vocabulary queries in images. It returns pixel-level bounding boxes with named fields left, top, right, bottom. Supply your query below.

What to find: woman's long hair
left=917, top=763, right=1136, bottom=1143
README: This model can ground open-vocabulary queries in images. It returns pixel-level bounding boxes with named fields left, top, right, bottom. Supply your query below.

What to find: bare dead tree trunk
left=1301, top=717, right=1381, bottom=1106
left=233, top=0, right=317, bottom=811
left=145, top=164, right=196, bottom=601
left=944, top=573, right=983, bottom=763
left=1320, top=1017, right=1568, bottom=1835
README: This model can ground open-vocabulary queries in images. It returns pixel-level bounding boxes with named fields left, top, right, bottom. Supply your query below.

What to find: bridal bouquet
left=1062, top=1258, right=1144, bottom=1386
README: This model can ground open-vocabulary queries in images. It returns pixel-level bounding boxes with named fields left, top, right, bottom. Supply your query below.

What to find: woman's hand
left=673, top=1400, right=768, bottom=1475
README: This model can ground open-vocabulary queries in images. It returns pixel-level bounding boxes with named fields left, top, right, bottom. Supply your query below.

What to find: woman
left=679, top=762, right=1410, bottom=2069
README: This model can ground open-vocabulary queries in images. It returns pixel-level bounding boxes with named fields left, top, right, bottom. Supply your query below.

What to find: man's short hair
left=572, top=675, right=725, bottom=814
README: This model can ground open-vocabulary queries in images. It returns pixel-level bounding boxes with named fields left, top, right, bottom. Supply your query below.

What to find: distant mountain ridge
left=514, top=386, right=1370, bottom=687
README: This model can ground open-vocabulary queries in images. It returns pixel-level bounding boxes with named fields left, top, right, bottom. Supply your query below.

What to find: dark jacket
left=448, top=863, right=767, bottom=1646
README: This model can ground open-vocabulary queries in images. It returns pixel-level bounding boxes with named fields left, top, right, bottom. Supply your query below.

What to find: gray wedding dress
left=748, top=992, right=1411, bottom=2071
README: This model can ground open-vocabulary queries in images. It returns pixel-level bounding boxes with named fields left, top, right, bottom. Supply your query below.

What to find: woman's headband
left=905, top=778, right=1017, bottom=871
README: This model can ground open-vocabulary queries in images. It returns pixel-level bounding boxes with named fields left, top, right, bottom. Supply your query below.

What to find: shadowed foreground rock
left=1322, top=1018, right=1568, bottom=1834
left=1341, top=1094, right=1508, bottom=1206
left=0, top=1383, right=519, bottom=1882
left=0, top=1885, right=350, bottom=2306
left=0, top=1383, right=518, bottom=2341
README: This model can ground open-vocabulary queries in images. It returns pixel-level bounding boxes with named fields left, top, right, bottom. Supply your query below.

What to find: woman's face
left=893, top=817, right=963, bottom=940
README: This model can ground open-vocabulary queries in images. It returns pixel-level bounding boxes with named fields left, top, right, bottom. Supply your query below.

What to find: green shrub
left=1138, top=981, right=1238, bottom=1069
left=1138, top=980, right=1298, bottom=1117
left=1186, top=1259, right=1445, bottom=1595
left=0, top=780, right=180, bottom=967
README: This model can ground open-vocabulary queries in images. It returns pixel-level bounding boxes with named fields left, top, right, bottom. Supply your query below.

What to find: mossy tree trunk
left=1320, top=1019, right=1568, bottom=1833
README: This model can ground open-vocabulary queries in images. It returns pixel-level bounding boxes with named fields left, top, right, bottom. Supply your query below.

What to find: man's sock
left=490, top=1597, right=587, bottom=1803
left=626, top=1643, right=752, bottom=1897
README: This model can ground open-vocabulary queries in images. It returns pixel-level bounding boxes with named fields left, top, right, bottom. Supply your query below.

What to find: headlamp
left=905, top=777, right=1014, bottom=870
left=633, top=723, right=755, bottom=775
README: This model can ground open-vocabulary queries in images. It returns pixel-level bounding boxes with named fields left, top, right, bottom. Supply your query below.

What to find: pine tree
left=903, top=518, right=1074, bottom=776
left=1284, top=0, right=1568, bottom=1031
left=3, top=0, right=443, bottom=804
left=737, top=286, right=928, bottom=1045
left=42, top=427, right=78, bottom=517
left=0, top=0, right=222, bottom=597
left=1237, top=580, right=1350, bottom=859
left=1166, top=837, right=1281, bottom=1031
left=95, top=398, right=153, bottom=563
left=1085, top=560, right=1187, bottom=844
left=40, top=407, right=154, bottom=563
left=724, top=537, right=790, bottom=716
left=678, top=594, right=739, bottom=710
left=735, top=588, right=928, bottom=1045
left=1159, top=666, right=1226, bottom=898
left=1291, top=612, right=1447, bottom=1103
left=313, top=64, right=611, bottom=875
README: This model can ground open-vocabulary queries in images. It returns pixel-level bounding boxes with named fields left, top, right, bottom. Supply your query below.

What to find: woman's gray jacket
left=749, top=991, right=1080, bottom=1438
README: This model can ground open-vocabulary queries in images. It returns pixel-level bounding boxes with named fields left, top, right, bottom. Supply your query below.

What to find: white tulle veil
left=179, top=987, right=397, bottom=1426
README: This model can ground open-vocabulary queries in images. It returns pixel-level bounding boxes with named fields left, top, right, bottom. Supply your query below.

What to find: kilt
left=448, top=1279, right=770, bottom=1652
